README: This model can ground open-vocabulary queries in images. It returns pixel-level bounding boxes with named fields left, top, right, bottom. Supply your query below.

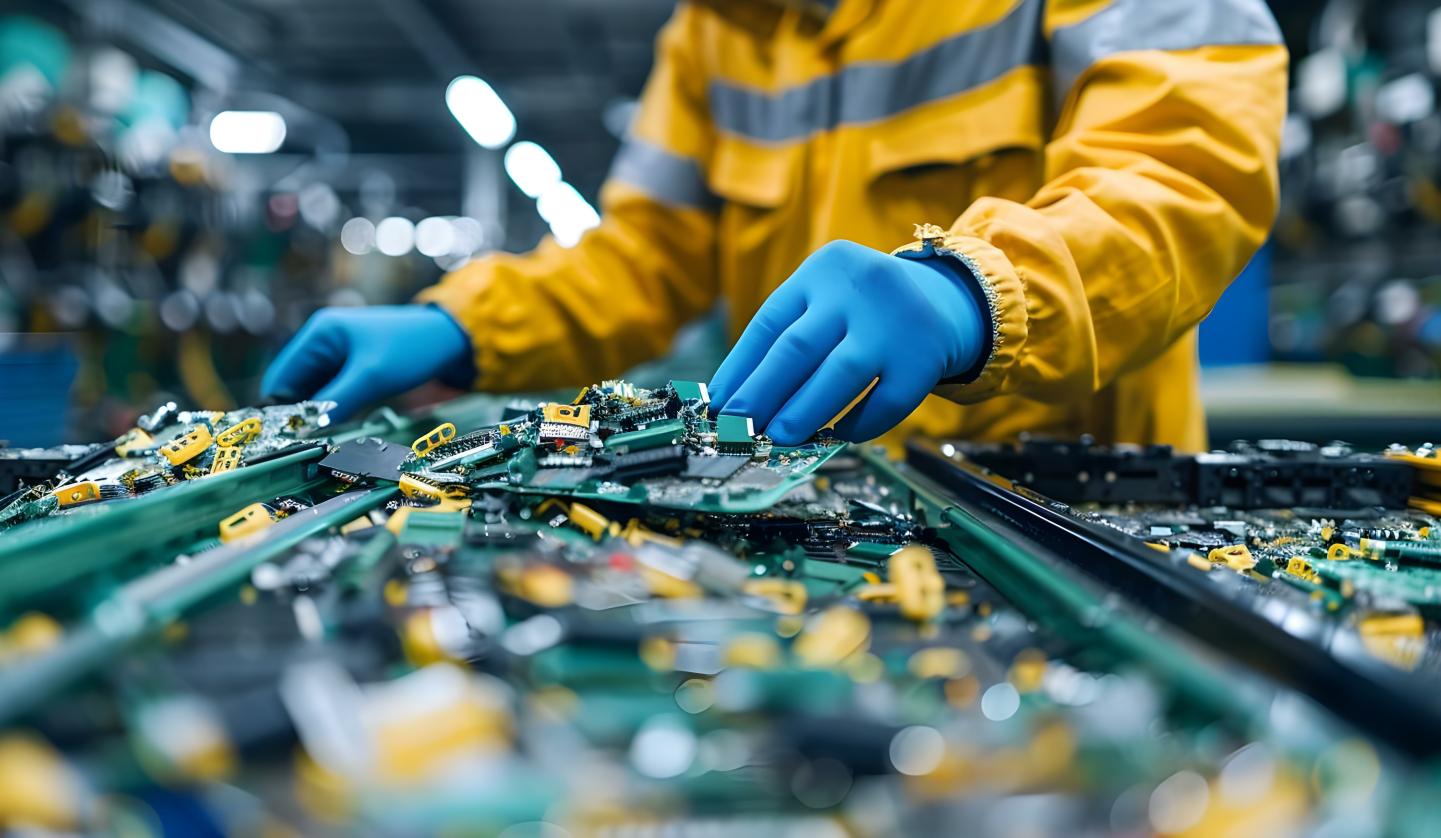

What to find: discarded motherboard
left=917, top=437, right=1441, bottom=677
left=392, top=379, right=846, bottom=513
left=2, top=396, right=1441, bottom=835
left=0, top=400, right=335, bottom=532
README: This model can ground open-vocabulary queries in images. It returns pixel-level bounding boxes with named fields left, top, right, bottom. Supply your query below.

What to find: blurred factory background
left=2, top=0, right=1440, bottom=447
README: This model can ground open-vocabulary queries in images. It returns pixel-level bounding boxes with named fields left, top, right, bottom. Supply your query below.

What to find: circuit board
left=2, top=404, right=1440, bottom=834
left=396, top=379, right=846, bottom=513
left=930, top=438, right=1441, bottom=675
left=0, top=400, right=335, bottom=531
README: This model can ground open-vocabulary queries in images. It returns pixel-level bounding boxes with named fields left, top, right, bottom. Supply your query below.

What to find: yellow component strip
left=159, top=425, right=214, bottom=466
left=1285, top=556, right=1321, bottom=584
left=219, top=503, right=275, bottom=544
left=793, top=606, right=871, bottom=668
left=410, top=422, right=458, bottom=458
left=1328, top=543, right=1358, bottom=561
left=215, top=417, right=262, bottom=447
left=722, top=633, right=783, bottom=669
left=209, top=446, right=243, bottom=476
left=1207, top=544, right=1256, bottom=572
left=541, top=403, right=592, bottom=427
left=889, top=545, right=945, bottom=622
left=516, top=565, right=575, bottom=607
left=52, top=482, right=101, bottom=508
left=398, top=474, right=468, bottom=503
left=115, top=428, right=154, bottom=456
left=566, top=502, right=613, bottom=540
left=743, top=578, right=808, bottom=615
left=1359, top=613, right=1425, bottom=638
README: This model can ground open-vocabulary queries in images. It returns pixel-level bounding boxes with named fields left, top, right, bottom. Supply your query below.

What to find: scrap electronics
left=3, top=380, right=1441, bottom=835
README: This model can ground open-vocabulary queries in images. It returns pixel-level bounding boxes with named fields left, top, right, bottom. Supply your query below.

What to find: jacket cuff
left=926, top=235, right=1028, bottom=404
left=414, top=267, right=495, bottom=392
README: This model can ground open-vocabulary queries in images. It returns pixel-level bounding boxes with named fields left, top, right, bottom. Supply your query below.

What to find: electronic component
left=215, top=417, right=263, bottom=448
left=715, top=414, right=756, bottom=455
left=411, top=423, right=458, bottom=458
left=158, top=425, right=214, bottom=467
left=959, top=437, right=1415, bottom=510
left=218, top=502, right=275, bottom=543
left=603, top=419, right=685, bottom=454
left=209, top=446, right=243, bottom=476
left=319, top=438, right=411, bottom=483
left=538, top=404, right=592, bottom=442
left=51, top=481, right=101, bottom=508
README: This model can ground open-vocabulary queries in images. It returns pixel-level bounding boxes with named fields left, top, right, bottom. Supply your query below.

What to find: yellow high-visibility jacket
left=421, top=0, right=1287, bottom=452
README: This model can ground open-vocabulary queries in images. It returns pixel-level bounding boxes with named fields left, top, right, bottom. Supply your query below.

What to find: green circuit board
left=397, top=379, right=846, bottom=513
left=4, top=396, right=1441, bottom=835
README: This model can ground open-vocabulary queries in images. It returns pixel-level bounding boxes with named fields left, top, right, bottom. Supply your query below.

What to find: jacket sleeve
left=416, top=5, right=719, bottom=392
left=931, top=0, right=1287, bottom=406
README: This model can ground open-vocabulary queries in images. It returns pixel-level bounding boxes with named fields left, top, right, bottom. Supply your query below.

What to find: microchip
left=528, top=468, right=598, bottom=489
left=318, top=438, right=411, bottom=483
left=672, top=380, right=710, bottom=405
left=715, top=415, right=755, bottom=455
left=542, top=404, right=591, bottom=427
left=608, top=445, right=689, bottom=481
left=684, top=454, right=750, bottom=481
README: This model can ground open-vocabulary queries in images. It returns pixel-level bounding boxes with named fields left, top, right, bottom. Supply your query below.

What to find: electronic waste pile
left=1, top=382, right=1440, bottom=835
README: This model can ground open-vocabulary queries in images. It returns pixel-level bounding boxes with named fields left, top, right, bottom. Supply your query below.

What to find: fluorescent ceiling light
left=375, top=216, right=415, bottom=257
left=538, top=181, right=600, bottom=248
left=208, top=110, right=287, bottom=154
left=504, top=141, right=561, bottom=198
left=446, top=75, right=515, bottom=149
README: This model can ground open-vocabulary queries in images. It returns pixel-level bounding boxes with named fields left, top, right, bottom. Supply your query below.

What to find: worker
left=264, top=0, right=1287, bottom=452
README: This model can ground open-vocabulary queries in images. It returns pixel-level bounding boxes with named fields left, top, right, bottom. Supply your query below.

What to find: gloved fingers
left=764, top=340, right=881, bottom=446
left=260, top=316, right=345, bottom=401
left=716, top=309, right=843, bottom=431
left=312, top=358, right=385, bottom=422
left=708, top=288, right=806, bottom=411
left=831, top=362, right=941, bottom=443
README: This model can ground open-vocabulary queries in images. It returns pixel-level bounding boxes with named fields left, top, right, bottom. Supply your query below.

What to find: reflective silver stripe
left=607, top=138, right=720, bottom=211
left=1051, top=0, right=1283, bottom=98
left=709, top=0, right=1044, bottom=143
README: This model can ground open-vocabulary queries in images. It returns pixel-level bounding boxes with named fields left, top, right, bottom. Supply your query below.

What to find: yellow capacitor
left=159, top=425, right=214, bottom=466
left=722, top=633, right=783, bottom=669
left=209, top=446, right=243, bottom=476
left=410, top=423, right=457, bottom=458
left=566, top=502, right=612, bottom=540
left=743, top=578, right=808, bottom=615
left=541, top=403, right=591, bottom=427
left=1207, top=544, right=1256, bottom=571
left=115, top=428, right=154, bottom=456
left=215, top=417, right=262, bottom=447
left=1286, top=556, right=1321, bottom=583
left=889, top=545, right=945, bottom=622
left=219, top=503, right=274, bottom=544
left=52, top=482, right=100, bottom=508
left=793, top=606, right=871, bottom=668
left=398, top=474, right=468, bottom=502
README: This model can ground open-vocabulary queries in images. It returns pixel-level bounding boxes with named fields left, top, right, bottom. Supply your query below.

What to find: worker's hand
left=261, top=305, right=473, bottom=422
left=708, top=240, right=986, bottom=445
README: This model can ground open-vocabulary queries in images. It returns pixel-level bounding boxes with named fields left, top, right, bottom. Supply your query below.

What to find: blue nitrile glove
left=261, top=305, right=474, bottom=421
left=708, top=240, right=988, bottom=446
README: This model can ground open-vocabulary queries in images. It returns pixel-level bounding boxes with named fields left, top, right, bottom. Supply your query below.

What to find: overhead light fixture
left=537, top=181, right=600, bottom=248
left=375, top=217, right=415, bottom=257
left=415, top=217, right=457, bottom=258
left=208, top=110, right=287, bottom=154
left=504, top=141, right=562, bottom=198
left=446, top=75, right=515, bottom=149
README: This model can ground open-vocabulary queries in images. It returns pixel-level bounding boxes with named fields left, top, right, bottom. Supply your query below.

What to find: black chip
left=684, top=454, right=750, bottom=481
left=318, top=438, right=411, bottom=483
left=528, top=467, right=597, bottom=488
left=609, top=445, right=689, bottom=480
